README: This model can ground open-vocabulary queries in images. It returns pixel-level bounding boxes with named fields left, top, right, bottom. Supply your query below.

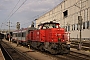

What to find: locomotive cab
left=38, top=21, right=60, bottom=29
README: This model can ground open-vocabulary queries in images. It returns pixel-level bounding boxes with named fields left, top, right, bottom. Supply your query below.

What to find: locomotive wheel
left=39, top=45, right=44, bottom=51
left=49, top=45, right=58, bottom=54
left=47, top=43, right=59, bottom=54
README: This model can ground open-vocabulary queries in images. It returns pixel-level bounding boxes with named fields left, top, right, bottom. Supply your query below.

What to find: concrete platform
left=0, top=48, right=5, bottom=60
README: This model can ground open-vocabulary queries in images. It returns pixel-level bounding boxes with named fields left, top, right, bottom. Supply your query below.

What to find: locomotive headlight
left=58, top=38, right=61, bottom=41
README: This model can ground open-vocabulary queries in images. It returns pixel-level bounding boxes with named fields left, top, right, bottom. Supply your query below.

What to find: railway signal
left=16, top=22, right=20, bottom=46
left=16, top=22, right=20, bottom=30
left=78, top=16, right=82, bottom=25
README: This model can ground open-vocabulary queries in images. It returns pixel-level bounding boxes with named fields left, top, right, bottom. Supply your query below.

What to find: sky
left=0, top=0, right=63, bottom=30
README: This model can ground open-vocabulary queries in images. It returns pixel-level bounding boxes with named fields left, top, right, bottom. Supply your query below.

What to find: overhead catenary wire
left=2, top=0, right=63, bottom=28
left=0, top=0, right=21, bottom=29
left=4, top=0, right=21, bottom=22
left=7, top=0, right=27, bottom=22
left=1, top=0, right=27, bottom=29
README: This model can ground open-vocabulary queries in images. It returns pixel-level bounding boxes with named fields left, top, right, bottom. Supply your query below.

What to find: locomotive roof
left=38, top=21, right=59, bottom=26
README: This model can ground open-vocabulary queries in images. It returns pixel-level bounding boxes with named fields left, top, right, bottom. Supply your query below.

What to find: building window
left=65, top=26, right=67, bottom=32
left=87, top=21, right=89, bottom=29
left=63, top=10, right=68, bottom=18
left=72, top=25, right=73, bottom=31
left=77, top=24, right=78, bottom=30
left=68, top=25, right=70, bottom=31
left=61, top=5, right=62, bottom=9
left=72, top=24, right=74, bottom=31
left=74, top=24, right=75, bottom=30
left=83, top=22, right=85, bottom=29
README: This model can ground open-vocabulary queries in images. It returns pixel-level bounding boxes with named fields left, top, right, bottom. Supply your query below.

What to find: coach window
left=15, top=33, right=17, bottom=37
left=22, top=32, right=25, bottom=37
left=23, top=32, right=26, bottom=37
left=18, top=33, right=21, bottom=37
left=22, top=33, right=24, bottom=37
left=17, top=33, right=19, bottom=37
left=20, top=33, right=22, bottom=37
left=18, top=33, right=19, bottom=37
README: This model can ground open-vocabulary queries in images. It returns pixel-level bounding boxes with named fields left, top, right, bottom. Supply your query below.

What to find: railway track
left=54, top=51, right=90, bottom=60
left=0, top=41, right=35, bottom=60
left=70, top=40, right=90, bottom=51
left=1, top=40, right=90, bottom=60
left=37, top=48, right=90, bottom=60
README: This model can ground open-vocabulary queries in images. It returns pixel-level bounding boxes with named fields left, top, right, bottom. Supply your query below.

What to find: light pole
left=78, top=16, right=82, bottom=50
left=74, top=0, right=83, bottom=50
left=79, top=0, right=83, bottom=50
left=8, top=20, right=11, bottom=42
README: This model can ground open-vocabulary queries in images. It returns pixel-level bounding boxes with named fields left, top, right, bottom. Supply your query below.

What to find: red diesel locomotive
left=12, top=21, right=70, bottom=54
left=28, top=21, right=70, bottom=54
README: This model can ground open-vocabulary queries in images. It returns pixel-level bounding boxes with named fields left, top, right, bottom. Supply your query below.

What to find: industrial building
left=36, top=0, right=90, bottom=40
